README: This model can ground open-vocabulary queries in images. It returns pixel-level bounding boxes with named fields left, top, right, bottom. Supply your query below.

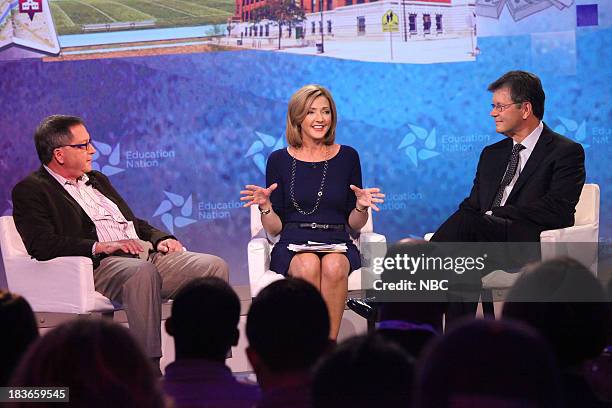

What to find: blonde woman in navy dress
left=241, top=84, right=385, bottom=339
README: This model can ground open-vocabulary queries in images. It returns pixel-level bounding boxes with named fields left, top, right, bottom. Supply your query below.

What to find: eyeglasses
left=56, top=140, right=92, bottom=150
left=490, top=102, right=523, bottom=112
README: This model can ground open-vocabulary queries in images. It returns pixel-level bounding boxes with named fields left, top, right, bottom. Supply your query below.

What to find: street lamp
left=319, top=0, right=324, bottom=53
left=401, top=0, right=407, bottom=41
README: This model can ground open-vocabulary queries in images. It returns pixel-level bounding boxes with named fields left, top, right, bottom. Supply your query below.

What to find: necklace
left=289, top=146, right=329, bottom=215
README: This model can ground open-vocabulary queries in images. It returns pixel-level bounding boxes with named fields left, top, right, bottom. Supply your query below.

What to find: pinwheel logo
left=92, top=141, right=124, bottom=176
left=245, top=131, right=285, bottom=174
left=153, top=191, right=197, bottom=234
left=398, top=125, right=440, bottom=167
left=554, top=117, right=589, bottom=148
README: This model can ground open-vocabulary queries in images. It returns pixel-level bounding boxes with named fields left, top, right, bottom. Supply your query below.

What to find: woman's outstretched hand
left=350, top=185, right=385, bottom=212
left=240, top=183, right=278, bottom=209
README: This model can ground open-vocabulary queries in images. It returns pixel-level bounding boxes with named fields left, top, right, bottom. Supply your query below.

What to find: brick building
left=231, top=0, right=475, bottom=46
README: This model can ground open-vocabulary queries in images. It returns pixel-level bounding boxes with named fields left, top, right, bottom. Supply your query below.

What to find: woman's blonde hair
left=286, top=84, right=337, bottom=148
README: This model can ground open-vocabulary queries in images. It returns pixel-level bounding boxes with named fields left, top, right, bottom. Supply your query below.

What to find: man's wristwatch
left=259, top=207, right=272, bottom=215
left=355, top=206, right=367, bottom=213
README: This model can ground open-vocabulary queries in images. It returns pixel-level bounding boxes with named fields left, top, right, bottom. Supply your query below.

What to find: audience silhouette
left=0, top=290, right=38, bottom=386
left=10, top=319, right=167, bottom=408
left=246, top=278, right=331, bottom=408
left=312, top=333, right=414, bottom=408
left=503, top=257, right=611, bottom=407
left=4, top=256, right=610, bottom=407
left=163, top=277, right=260, bottom=407
left=415, top=319, right=563, bottom=408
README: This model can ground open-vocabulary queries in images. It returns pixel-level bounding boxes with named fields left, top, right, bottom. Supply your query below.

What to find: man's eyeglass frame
left=490, top=101, right=526, bottom=112
left=56, top=140, right=92, bottom=150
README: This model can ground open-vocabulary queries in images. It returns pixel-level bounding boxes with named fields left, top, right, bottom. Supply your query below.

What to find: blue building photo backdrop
left=0, top=0, right=610, bottom=285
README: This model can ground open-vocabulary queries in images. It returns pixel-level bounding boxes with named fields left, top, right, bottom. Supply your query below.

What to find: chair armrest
left=482, top=269, right=523, bottom=290
left=247, top=237, right=283, bottom=297
left=4, top=256, right=98, bottom=314
left=358, top=232, right=387, bottom=244
left=540, top=222, right=599, bottom=243
left=354, top=232, right=387, bottom=291
left=358, top=232, right=387, bottom=262
left=540, top=223, right=599, bottom=273
left=252, top=226, right=280, bottom=245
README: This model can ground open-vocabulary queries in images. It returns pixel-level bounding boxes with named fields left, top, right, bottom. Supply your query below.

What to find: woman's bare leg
left=288, top=253, right=322, bottom=290
left=320, top=254, right=349, bottom=340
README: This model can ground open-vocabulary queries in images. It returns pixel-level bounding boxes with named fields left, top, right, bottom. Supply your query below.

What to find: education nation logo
left=245, top=131, right=285, bottom=174
left=554, top=117, right=589, bottom=148
left=398, top=124, right=440, bottom=167
left=92, top=141, right=124, bottom=176
left=153, top=191, right=197, bottom=234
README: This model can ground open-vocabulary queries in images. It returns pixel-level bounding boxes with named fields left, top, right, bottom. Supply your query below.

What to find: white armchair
left=0, top=216, right=115, bottom=314
left=425, top=184, right=599, bottom=263
left=0, top=216, right=183, bottom=373
left=539, top=183, right=600, bottom=269
left=423, top=184, right=600, bottom=317
left=247, top=206, right=386, bottom=297
left=481, top=183, right=600, bottom=295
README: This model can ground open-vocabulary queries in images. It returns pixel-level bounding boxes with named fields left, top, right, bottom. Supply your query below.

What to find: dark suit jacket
left=459, top=123, right=585, bottom=231
left=12, top=167, right=173, bottom=267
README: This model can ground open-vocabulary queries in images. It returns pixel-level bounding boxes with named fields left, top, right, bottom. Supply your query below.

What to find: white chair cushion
left=0, top=216, right=114, bottom=314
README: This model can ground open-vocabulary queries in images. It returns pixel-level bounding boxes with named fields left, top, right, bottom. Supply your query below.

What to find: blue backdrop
left=1, top=13, right=610, bottom=285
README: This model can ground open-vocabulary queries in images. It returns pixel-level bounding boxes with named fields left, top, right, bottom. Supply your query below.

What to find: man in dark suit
left=431, top=71, right=585, bottom=319
left=12, top=115, right=229, bottom=362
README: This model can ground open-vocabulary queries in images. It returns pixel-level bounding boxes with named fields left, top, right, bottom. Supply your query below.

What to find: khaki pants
left=93, top=241, right=229, bottom=357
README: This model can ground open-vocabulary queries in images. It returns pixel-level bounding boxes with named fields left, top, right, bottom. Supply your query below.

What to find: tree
left=253, top=0, right=305, bottom=50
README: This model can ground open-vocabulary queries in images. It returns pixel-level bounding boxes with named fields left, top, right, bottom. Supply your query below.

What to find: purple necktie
left=491, top=143, right=525, bottom=209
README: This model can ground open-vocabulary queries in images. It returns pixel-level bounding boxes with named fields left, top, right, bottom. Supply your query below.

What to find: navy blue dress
left=266, top=145, right=362, bottom=276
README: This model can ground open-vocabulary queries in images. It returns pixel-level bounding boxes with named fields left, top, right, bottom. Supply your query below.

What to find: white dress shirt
left=44, top=166, right=139, bottom=244
left=485, top=121, right=543, bottom=215
left=499, top=121, right=543, bottom=206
